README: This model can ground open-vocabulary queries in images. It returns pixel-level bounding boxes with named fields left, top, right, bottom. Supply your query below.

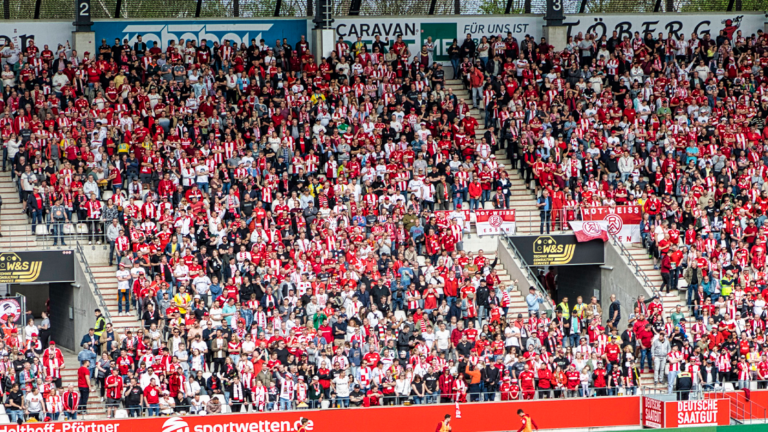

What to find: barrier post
left=72, top=0, right=94, bottom=62
left=543, top=0, right=567, bottom=51
left=312, top=0, right=335, bottom=65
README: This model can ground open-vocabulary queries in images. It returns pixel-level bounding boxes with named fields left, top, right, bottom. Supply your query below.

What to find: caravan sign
left=331, top=16, right=543, bottom=64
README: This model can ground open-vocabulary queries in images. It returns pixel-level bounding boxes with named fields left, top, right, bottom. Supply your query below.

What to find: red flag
left=571, top=221, right=608, bottom=242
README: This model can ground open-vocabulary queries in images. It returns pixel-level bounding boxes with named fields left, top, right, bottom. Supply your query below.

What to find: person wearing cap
left=623, top=360, right=641, bottom=395
left=701, top=358, right=718, bottom=391
left=525, top=286, right=545, bottom=317
left=43, top=340, right=64, bottom=388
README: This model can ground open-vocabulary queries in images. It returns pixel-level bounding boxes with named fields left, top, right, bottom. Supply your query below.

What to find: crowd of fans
left=1, top=16, right=768, bottom=421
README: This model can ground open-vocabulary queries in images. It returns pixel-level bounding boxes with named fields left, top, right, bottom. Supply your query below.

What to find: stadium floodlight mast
left=313, top=0, right=334, bottom=30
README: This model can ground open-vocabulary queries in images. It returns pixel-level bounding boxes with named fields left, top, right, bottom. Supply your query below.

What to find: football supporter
left=1, top=20, right=768, bottom=420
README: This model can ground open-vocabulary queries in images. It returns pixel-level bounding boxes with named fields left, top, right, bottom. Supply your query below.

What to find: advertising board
left=665, top=399, right=729, bottom=428
left=642, top=397, right=665, bottom=428
left=0, top=396, right=641, bottom=431
left=0, top=22, right=73, bottom=52
left=562, top=12, right=764, bottom=40
left=0, top=251, right=75, bottom=284
left=329, top=16, right=544, bottom=64
left=92, top=19, right=307, bottom=51
left=507, top=234, right=605, bottom=265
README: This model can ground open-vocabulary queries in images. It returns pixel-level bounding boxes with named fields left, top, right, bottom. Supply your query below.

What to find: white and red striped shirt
left=667, top=351, right=683, bottom=372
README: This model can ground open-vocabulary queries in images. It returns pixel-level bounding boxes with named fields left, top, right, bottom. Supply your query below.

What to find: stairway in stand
left=0, top=171, right=46, bottom=250
left=626, top=245, right=691, bottom=318
left=625, top=243, right=691, bottom=391
left=488, top=253, right=529, bottom=316
left=1, top=169, right=142, bottom=327
left=61, top=349, right=107, bottom=419
left=1, top=169, right=142, bottom=392
left=444, top=79, right=543, bottom=235
left=92, top=265, right=144, bottom=333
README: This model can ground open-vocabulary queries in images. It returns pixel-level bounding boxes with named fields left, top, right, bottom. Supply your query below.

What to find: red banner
left=0, top=398, right=642, bottom=432
left=664, top=399, right=729, bottom=428
left=571, top=221, right=609, bottom=243
left=642, top=397, right=665, bottom=429
left=579, top=205, right=643, bottom=243
left=475, top=209, right=516, bottom=236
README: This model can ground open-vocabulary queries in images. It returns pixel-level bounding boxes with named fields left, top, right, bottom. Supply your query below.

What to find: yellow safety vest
left=93, top=316, right=106, bottom=337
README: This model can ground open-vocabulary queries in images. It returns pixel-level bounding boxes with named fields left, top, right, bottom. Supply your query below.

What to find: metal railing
left=507, top=209, right=572, bottom=235
left=502, top=232, right=554, bottom=314
left=9, top=389, right=650, bottom=422
left=5, top=386, right=766, bottom=423
left=0, top=220, right=107, bottom=250
left=609, top=233, right=660, bottom=299
left=75, top=241, right=113, bottom=323
left=723, top=389, right=768, bottom=424
left=640, top=386, right=720, bottom=399
left=32, top=221, right=106, bottom=244
left=642, top=386, right=766, bottom=424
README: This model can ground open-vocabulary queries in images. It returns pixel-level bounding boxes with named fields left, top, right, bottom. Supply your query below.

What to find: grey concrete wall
left=49, top=282, right=75, bottom=350
left=558, top=265, right=602, bottom=307
left=497, top=237, right=534, bottom=294
left=9, top=284, right=48, bottom=317
left=78, top=241, right=110, bottom=265
left=72, top=254, right=104, bottom=350
left=48, top=252, right=106, bottom=351
left=496, top=238, right=553, bottom=315
left=601, top=242, right=655, bottom=329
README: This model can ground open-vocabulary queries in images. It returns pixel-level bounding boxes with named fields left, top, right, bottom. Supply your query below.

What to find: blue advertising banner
left=92, top=19, right=307, bottom=51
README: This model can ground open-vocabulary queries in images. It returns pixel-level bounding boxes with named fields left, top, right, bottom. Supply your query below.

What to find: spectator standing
left=76, top=360, right=91, bottom=413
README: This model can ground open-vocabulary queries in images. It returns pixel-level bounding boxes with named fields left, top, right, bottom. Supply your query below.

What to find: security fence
left=2, top=0, right=764, bottom=20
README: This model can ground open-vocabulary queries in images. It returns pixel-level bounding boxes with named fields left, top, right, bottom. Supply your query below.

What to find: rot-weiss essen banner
left=0, top=398, right=642, bottom=432
left=574, top=206, right=642, bottom=244
left=475, top=210, right=516, bottom=236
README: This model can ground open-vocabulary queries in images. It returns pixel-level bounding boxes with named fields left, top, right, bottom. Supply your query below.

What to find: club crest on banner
left=605, top=214, right=623, bottom=234
left=579, top=206, right=642, bottom=244
left=583, top=222, right=602, bottom=236
left=488, top=215, right=503, bottom=228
